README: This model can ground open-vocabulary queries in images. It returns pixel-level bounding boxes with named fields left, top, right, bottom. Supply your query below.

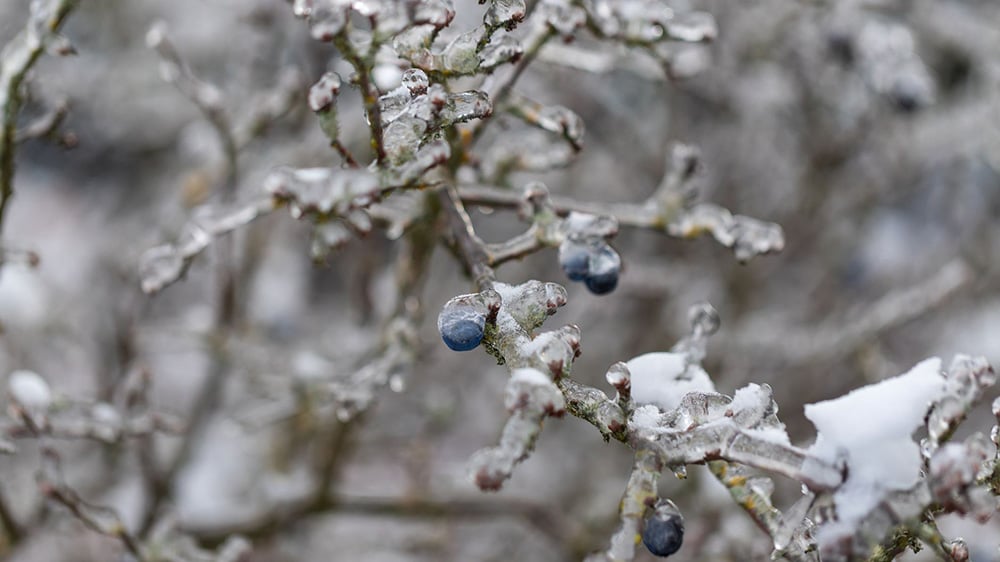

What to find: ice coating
left=626, top=352, right=715, bottom=411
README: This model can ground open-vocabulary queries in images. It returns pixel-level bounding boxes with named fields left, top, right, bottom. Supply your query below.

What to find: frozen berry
left=438, top=305, right=486, bottom=352
left=583, top=243, right=620, bottom=295
left=558, top=240, right=590, bottom=281
left=642, top=502, right=684, bottom=557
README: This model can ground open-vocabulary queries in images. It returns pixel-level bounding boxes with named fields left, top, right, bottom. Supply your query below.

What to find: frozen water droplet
left=485, top=0, right=526, bottom=28
left=479, top=34, right=522, bottom=69
left=441, top=91, right=492, bottom=125
left=664, top=11, right=717, bottom=42
left=308, top=2, right=350, bottom=41
left=310, top=221, right=352, bottom=261
left=441, top=29, right=480, bottom=74
left=8, top=370, right=52, bottom=412
left=139, top=245, right=184, bottom=294
left=389, top=374, right=405, bottom=393
left=292, top=0, right=313, bottom=17
left=308, top=71, right=341, bottom=112
left=401, top=68, right=429, bottom=95
left=605, top=362, right=630, bottom=388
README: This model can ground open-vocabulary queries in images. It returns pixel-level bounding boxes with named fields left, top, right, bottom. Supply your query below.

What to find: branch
left=38, top=448, right=147, bottom=561
left=146, top=22, right=238, bottom=199
left=0, top=0, right=77, bottom=243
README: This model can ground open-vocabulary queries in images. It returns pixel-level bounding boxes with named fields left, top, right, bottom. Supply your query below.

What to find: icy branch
left=0, top=0, right=77, bottom=243
left=139, top=198, right=276, bottom=294
left=458, top=145, right=785, bottom=263
left=584, top=447, right=662, bottom=562
left=147, top=22, right=239, bottom=198
left=38, top=448, right=148, bottom=561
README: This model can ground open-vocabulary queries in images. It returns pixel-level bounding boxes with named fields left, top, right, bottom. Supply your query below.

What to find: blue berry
left=558, top=240, right=590, bottom=281
left=642, top=506, right=684, bottom=557
left=583, top=244, right=620, bottom=295
left=438, top=305, right=486, bottom=352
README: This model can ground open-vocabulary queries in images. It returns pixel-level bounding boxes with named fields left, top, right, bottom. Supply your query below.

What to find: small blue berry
left=438, top=305, right=486, bottom=352
left=558, top=240, right=590, bottom=281
left=583, top=244, right=620, bottom=295
left=642, top=504, right=684, bottom=557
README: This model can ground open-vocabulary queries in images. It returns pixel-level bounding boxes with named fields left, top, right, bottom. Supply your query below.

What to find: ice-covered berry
left=642, top=501, right=684, bottom=557
left=438, top=304, right=486, bottom=352
left=558, top=240, right=590, bottom=281
left=583, top=243, right=620, bottom=295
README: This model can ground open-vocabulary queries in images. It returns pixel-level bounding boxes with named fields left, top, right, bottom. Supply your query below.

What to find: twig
left=440, top=185, right=496, bottom=289
left=0, top=486, right=23, bottom=543
left=186, top=491, right=569, bottom=547
left=146, top=22, right=238, bottom=199
left=333, top=36, right=386, bottom=165
left=0, top=0, right=77, bottom=244
left=38, top=448, right=147, bottom=561
left=14, top=97, right=69, bottom=143
left=469, top=25, right=555, bottom=145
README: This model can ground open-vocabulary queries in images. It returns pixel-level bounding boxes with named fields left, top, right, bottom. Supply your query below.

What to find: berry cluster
left=558, top=239, right=622, bottom=295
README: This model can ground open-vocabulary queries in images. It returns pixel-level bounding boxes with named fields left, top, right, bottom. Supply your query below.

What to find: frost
left=805, top=358, right=946, bottom=545
left=626, top=352, right=715, bottom=412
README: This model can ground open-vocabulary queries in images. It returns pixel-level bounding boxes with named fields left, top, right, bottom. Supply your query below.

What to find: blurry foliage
left=0, top=0, right=999, bottom=561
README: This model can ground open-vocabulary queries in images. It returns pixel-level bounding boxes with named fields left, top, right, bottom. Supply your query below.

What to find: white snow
left=7, top=370, right=52, bottom=412
left=626, top=352, right=715, bottom=411
left=805, top=357, right=945, bottom=545
left=628, top=404, right=665, bottom=431
left=731, top=383, right=791, bottom=445
left=510, top=367, right=552, bottom=386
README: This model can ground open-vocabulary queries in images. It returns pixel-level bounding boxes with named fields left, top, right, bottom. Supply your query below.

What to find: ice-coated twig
left=584, top=446, right=662, bottom=562
left=639, top=411, right=843, bottom=492
left=469, top=366, right=568, bottom=490
left=0, top=0, right=77, bottom=242
left=456, top=145, right=784, bottom=263
left=708, top=461, right=818, bottom=561
left=148, top=516, right=252, bottom=562
left=38, top=448, right=148, bottom=561
left=2, top=410, right=183, bottom=444
left=818, top=432, right=996, bottom=561
left=468, top=23, right=555, bottom=145
left=504, top=92, right=585, bottom=151
left=984, top=397, right=1000, bottom=496
left=138, top=197, right=277, bottom=294
left=333, top=36, right=387, bottom=165
left=146, top=22, right=239, bottom=199
left=14, top=96, right=69, bottom=143
left=924, top=355, right=996, bottom=454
